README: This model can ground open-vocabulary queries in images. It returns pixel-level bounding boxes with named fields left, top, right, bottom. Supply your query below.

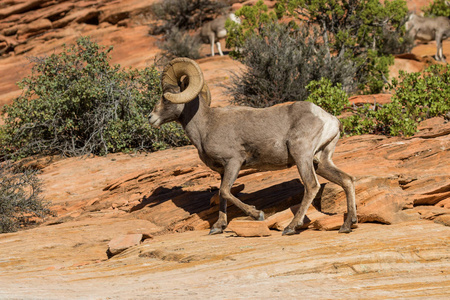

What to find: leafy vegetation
left=150, top=0, right=228, bottom=34
left=227, top=0, right=410, bottom=96
left=0, top=37, right=189, bottom=159
left=157, top=26, right=202, bottom=61
left=293, top=65, right=450, bottom=137
left=225, top=0, right=278, bottom=56
left=223, top=0, right=449, bottom=137
left=151, top=0, right=229, bottom=60
left=341, top=65, right=450, bottom=136
left=306, top=78, right=350, bottom=116
left=0, top=162, right=51, bottom=233
left=423, top=0, right=450, bottom=17
left=381, top=65, right=450, bottom=135
left=224, top=22, right=357, bottom=107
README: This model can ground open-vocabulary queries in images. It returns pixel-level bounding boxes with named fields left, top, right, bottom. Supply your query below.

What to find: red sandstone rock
left=107, top=233, right=143, bottom=257
left=20, top=2, right=75, bottom=24
left=227, top=220, right=271, bottom=237
left=265, top=205, right=298, bottom=230
left=436, top=198, right=450, bottom=209
left=0, top=0, right=449, bottom=296
left=434, top=214, right=450, bottom=227
left=0, top=0, right=45, bottom=19
left=389, top=57, right=427, bottom=80
left=348, top=94, right=392, bottom=107
left=17, top=18, right=52, bottom=38
left=265, top=205, right=326, bottom=231
left=98, top=0, right=154, bottom=25
left=414, top=191, right=450, bottom=206
left=312, top=215, right=345, bottom=231
left=0, top=34, right=19, bottom=54
left=413, top=206, right=450, bottom=220
left=52, top=8, right=99, bottom=28
left=357, top=194, right=407, bottom=225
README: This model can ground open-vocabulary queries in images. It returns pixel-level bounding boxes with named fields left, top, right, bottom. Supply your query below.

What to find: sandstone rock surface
left=107, top=233, right=143, bottom=257
left=227, top=220, right=272, bottom=237
left=0, top=0, right=450, bottom=298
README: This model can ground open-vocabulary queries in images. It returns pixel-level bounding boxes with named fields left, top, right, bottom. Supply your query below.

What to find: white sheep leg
left=210, top=34, right=215, bottom=57
left=216, top=42, right=224, bottom=56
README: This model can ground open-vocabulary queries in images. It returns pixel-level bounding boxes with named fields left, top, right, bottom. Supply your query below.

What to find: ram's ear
left=162, top=58, right=204, bottom=104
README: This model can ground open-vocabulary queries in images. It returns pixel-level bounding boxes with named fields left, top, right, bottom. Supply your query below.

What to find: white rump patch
left=229, top=13, right=241, bottom=25
left=217, top=29, right=227, bottom=38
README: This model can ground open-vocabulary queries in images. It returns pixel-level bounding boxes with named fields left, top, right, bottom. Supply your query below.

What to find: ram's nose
left=148, top=113, right=160, bottom=128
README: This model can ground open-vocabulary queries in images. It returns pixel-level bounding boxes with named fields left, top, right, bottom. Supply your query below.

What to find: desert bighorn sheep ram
left=149, top=58, right=357, bottom=236
left=406, top=2, right=450, bottom=62
left=200, top=13, right=240, bottom=56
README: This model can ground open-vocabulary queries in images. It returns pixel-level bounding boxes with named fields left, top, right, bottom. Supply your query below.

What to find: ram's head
left=149, top=58, right=211, bottom=127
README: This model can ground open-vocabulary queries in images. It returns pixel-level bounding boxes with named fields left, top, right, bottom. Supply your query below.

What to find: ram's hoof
left=338, top=227, right=352, bottom=234
left=258, top=211, right=265, bottom=221
left=209, top=227, right=224, bottom=235
left=282, top=227, right=296, bottom=236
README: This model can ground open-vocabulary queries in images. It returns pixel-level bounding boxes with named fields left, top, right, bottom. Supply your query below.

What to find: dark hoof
left=338, top=227, right=352, bottom=234
left=282, top=227, right=296, bottom=236
left=209, top=227, right=224, bottom=235
left=258, top=211, right=265, bottom=221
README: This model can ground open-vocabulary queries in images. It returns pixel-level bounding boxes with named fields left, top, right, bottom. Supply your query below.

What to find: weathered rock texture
left=33, top=116, right=448, bottom=236
left=0, top=0, right=449, bottom=298
left=0, top=111, right=444, bottom=298
left=107, top=233, right=144, bottom=257
left=0, top=0, right=247, bottom=108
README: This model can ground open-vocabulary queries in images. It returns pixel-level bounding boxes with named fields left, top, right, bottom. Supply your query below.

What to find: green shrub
left=306, top=78, right=350, bottom=116
left=224, top=23, right=357, bottom=108
left=225, top=0, right=278, bottom=57
left=340, top=105, right=378, bottom=136
left=158, top=27, right=202, bottom=61
left=341, top=64, right=450, bottom=136
left=383, top=65, right=450, bottom=135
left=379, top=24, right=415, bottom=55
left=150, top=0, right=228, bottom=34
left=225, top=0, right=409, bottom=96
left=423, top=0, right=450, bottom=17
left=0, top=162, right=51, bottom=233
left=0, top=36, right=189, bottom=159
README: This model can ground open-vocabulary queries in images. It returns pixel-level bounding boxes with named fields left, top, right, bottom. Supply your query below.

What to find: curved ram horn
left=200, top=83, right=211, bottom=106
left=162, top=57, right=204, bottom=104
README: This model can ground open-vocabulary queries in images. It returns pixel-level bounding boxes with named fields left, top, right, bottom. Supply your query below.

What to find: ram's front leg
left=209, top=160, right=264, bottom=235
left=209, top=190, right=228, bottom=235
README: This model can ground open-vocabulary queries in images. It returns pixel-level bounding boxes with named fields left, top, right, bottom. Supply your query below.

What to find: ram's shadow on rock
left=128, top=178, right=330, bottom=230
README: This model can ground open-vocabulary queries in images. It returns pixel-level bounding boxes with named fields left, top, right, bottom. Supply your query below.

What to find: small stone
left=357, top=195, right=406, bottom=225
left=436, top=198, right=450, bottom=209
left=312, top=215, right=344, bottom=231
left=227, top=220, right=271, bottom=237
left=434, top=214, right=450, bottom=227
left=17, top=18, right=52, bottom=36
left=414, top=191, right=450, bottom=206
left=107, top=234, right=143, bottom=258
left=265, top=205, right=326, bottom=231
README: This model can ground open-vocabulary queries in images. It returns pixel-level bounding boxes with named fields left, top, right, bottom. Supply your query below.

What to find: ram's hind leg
left=315, top=135, right=357, bottom=233
left=283, top=143, right=321, bottom=235
left=209, top=34, right=216, bottom=57
left=209, top=159, right=264, bottom=235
